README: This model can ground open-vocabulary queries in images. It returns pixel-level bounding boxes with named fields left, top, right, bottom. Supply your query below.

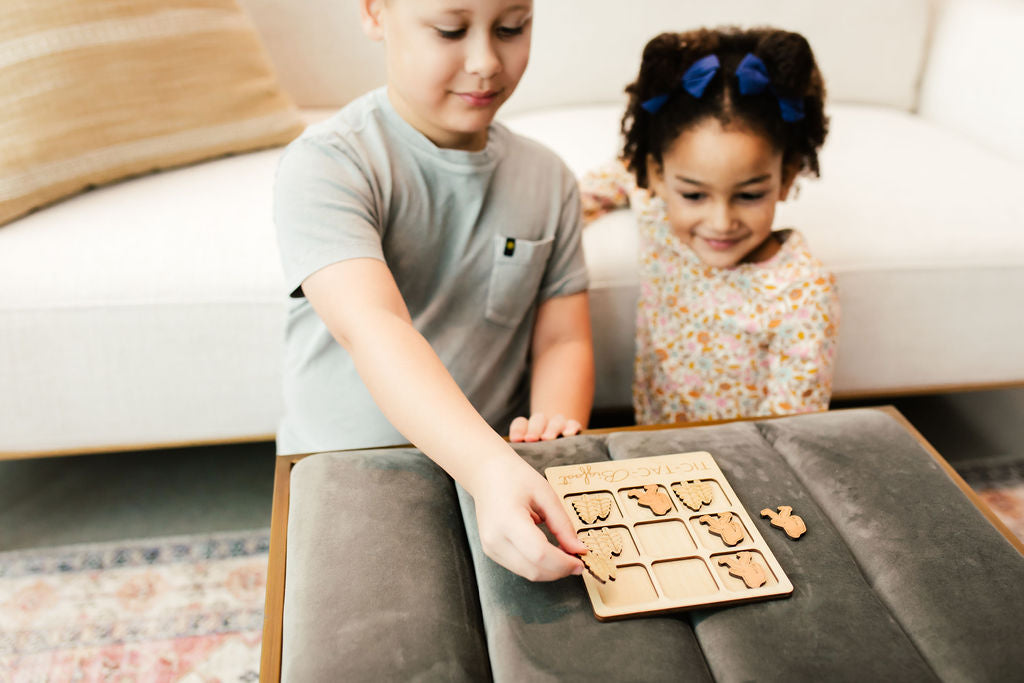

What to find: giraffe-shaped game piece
left=672, top=480, right=714, bottom=511
left=718, top=552, right=767, bottom=588
left=628, top=485, right=673, bottom=516
left=699, top=512, right=745, bottom=546
left=760, top=505, right=807, bottom=539
left=571, top=493, right=613, bottom=525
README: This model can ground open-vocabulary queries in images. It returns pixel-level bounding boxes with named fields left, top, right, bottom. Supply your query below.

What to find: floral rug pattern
left=0, top=530, right=268, bottom=682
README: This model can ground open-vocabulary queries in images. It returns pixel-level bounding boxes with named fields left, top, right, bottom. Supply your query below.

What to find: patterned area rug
left=0, top=530, right=268, bottom=682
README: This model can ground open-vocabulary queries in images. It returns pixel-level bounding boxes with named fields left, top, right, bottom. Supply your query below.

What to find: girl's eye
left=496, top=24, right=526, bottom=39
left=737, top=192, right=767, bottom=201
left=435, top=27, right=466, bottom=40
left=681, top=192, right=705, bottom=201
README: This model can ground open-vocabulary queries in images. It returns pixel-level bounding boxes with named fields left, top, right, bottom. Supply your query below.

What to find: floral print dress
left=581, top=160, right=840, bottom=425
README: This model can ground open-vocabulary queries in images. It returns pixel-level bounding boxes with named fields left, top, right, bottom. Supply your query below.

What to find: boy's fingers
left=541, top=414, right=566, bottom=440
left=524, top=413, right=546, bottom=442
left=562, top=419, right=582, bottom=437
left=535, top=486, right=589, bottom=556
left=509, top=416, right=528, bottom=442
left=504, top=514, right=582, bottom=581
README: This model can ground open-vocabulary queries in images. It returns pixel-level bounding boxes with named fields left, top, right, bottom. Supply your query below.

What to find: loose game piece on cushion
left=699, top=512, right=745, bottom=546
left=571, top=493, right=613, bottom=524
left=628, top=485, right=673, bottom=516
left=717, top=552, right=768, bottom=589
left=760, top=506, right=807, bottom=539
left=672, top=480, right=715, bottom=511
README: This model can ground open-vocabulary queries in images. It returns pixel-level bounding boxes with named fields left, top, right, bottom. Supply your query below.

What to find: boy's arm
left=765, top=275, right=840, bottom=415
left=510, top=291, right=595, bottom=442
left=580, top=158, right=634, bottom=224
left=302, top=257, right=587, bottom=581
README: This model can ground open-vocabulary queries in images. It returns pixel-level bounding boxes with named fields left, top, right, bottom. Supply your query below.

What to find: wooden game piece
left=760, top=505, right=807, bottom=539
left=579, top=550, right=617, bottom=583
left=628, top=485, right=673, bottom=515
left=718, top=552, right=767, bottom=588
left=579, top=527, right=624, bottom=559
left=571, top=493, right=613, bottom=525
left=672, top=480, right=714, bottom=511
left=699, top=512, right=745, bottom=546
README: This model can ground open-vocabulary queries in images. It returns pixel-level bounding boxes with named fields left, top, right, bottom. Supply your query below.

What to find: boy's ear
left=645, top=155, right=666, bottom=197
left=360, top=0, right=386, bottom=41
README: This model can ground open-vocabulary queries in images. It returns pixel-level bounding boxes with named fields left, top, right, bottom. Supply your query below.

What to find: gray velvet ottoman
left=261, top=408, right=1024, bottom=682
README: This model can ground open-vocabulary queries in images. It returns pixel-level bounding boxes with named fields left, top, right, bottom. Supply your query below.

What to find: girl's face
left=647, top=118, right=796, bottom=268
left=362, top=0, right=532, bottom=151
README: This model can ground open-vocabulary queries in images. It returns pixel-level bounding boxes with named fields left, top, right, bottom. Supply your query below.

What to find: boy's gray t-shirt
left=274, top=88, right=588, bottom=455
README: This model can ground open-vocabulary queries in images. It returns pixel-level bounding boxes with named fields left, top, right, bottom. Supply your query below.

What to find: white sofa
left=2, top=0, right=1022, bottom=456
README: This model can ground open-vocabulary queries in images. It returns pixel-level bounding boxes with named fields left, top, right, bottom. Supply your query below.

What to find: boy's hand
left=469, top=450, right=587, bottom=581
left=509, top=412, right=583, bottom=442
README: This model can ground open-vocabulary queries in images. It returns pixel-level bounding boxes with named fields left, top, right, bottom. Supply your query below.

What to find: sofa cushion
left=0, top=0, right=305, bottom=226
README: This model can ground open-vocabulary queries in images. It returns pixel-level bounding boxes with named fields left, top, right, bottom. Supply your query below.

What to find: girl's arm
left=579, top=159, right=635, bottom=224
left=765, top=275, right=841, bottom=415
left=303, top=257, right=587, bottom=581
left=509, top=291, right=595, bottom=441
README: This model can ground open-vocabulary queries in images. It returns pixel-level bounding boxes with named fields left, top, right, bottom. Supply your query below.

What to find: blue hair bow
left=641, top=54, right=720, bottom=114
left=735, top=53, right=805, bottom=122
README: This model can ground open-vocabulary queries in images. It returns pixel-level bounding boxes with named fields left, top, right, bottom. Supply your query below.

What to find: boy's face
left=362, top=0, right=532, bottom=151
left=647, top=118, right=796, bottom=268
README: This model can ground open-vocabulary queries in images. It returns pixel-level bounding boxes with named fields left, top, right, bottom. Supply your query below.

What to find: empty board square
left=633, top=519, right=697, bottom=558
left=593, top=565, right=658, bottom=607
left=652, top=559, right=719, bottom=600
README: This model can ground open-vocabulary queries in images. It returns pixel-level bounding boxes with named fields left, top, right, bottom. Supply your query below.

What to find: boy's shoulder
left=290, top=88, right=388, bottom=151
left=495, top=121, right=576, bottom=182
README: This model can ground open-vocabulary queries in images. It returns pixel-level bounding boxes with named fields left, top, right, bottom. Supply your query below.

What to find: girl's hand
left=509, top=413, right=583, bottom=442
left=469, top=450, right=587, bottom=581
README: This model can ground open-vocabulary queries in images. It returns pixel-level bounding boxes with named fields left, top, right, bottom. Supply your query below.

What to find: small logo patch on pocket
left=503, top=238, right=516, bottom=257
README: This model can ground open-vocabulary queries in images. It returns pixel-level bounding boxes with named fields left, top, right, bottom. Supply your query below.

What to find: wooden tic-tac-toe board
left=545, top=451, right=793, bottom=620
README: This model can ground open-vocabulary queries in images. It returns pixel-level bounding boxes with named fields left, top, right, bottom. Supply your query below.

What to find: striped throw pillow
left=0, top=0, right=306, bottom=226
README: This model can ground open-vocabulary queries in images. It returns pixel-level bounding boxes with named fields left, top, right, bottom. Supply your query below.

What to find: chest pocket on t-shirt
left=485, top=235, right=554, bottom=327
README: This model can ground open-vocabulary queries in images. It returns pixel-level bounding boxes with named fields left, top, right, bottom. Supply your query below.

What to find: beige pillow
left=0, top=0, right=306, bottom=226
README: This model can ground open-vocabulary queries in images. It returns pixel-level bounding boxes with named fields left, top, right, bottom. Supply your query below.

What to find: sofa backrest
left=240, top=0, right=932, bottom=114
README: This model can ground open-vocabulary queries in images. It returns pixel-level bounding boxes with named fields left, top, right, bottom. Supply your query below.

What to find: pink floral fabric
left=581, top=160, right=840, bottom=425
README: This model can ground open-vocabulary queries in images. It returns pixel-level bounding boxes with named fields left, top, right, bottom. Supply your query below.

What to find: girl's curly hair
left=622, top=27, right=828, bottom=188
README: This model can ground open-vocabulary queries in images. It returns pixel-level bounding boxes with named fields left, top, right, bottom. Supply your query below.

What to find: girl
left=274, top=0, right=591, bottom=581
left=582, top=27, right=839, bottom=425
